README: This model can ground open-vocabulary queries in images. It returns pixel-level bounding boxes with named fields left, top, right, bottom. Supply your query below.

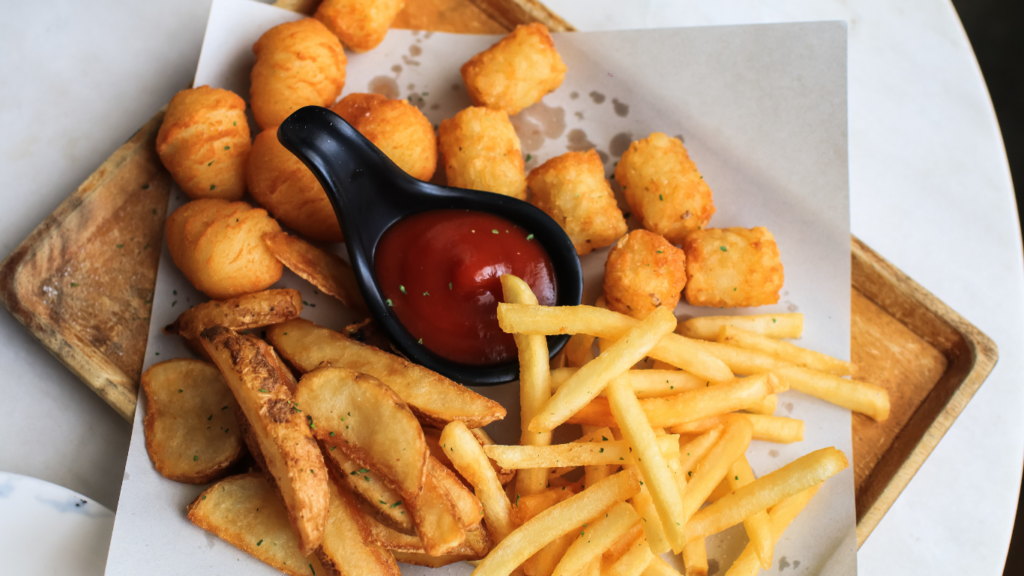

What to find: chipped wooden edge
left=466, top=0, right=576, bottom=32
left=0, top=110, right=168, bottom=422
left=850, top=236, right=998, bottom=546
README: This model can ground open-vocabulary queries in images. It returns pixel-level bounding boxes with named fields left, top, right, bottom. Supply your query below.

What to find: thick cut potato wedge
left=142, top=359, right=245, bottom=484
left=322, top=441, right=413, bottom=532
left=187, top=473, right=326, bottom=576
left=319, top=479, right=402, bottom=576
left=296, top=366, right=427, bottom=502
left=391, top=550, right=480, bottom=568
left=428, top=456, right=486, bottom=529
left=268, top=318, right=505, bottom=428
left=200, top=327, right=328, bottom=556
left=263, top=232, right=369, bottom=315
left=166, top=288, right=303, bottom=340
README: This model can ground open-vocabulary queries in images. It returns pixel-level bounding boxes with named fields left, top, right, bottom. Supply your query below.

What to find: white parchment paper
left=106, top=1, right=853, bottom=573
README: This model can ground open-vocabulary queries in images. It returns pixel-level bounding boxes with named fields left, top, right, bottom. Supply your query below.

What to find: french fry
left=442, top=421, right=516, bottom=543
left=727, top=455, right=773, bottom=569
left=606, top=375, right=687, bottom=553
left=582, top=425, right=617, bottom=488
left=529, top=307, right=678, bottom=432
left=678, top=313, right=803, bottom=341
left=603, top=522, right=645, bottom=562
left=497, top=304, right=732, bottom=382
left=677, top=427, right=725, bottom=481
left=565, top=332, right=597, bottom=367
left=604, top=536, right=654, bottom=576
left=268, top=319, right=506, bottom=428
left=681, top=416, right=753, bottom=521
left=722, top=485, right=822, bottom=576
left=525, top=530, right=576, bottom=576
left=512, top=484, right=582, bottom=526
left=642, top=556, right=685, bottom=576
left=743, top=393, right=778, bottom=416
left=669, top=414, right=804, bottom=444
left=502, top=275, right=554, bottom=498
left=426, top=427, right=515, bottom=486
left=319, top=480, right=402, bottom=576
left=681, top=537, right=708, bottom=576
left=685, top=447, right=848, bottom=541
left=200, top=327, right=328, bottom=555
left=707, top=478, right=732, bottom=503
left=484, top=435, right=680, bottom=469
left=472, top=469, right=642, bottom=576
left=718, top=325, right=852, bottom=376
left=774, top=366, right=890, bottom=422
left=263, top=232, right=368, bottom=314
left=632, top=486, right=670, bottom=554
left=552, top=502, right=640, bottom=576
left=566, top=374, right=783, bottom=428
left=550, top=368, right=718, bottom=399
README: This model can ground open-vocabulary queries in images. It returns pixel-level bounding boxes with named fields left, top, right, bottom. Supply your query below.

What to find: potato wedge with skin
left=428, top=456, right=486, bottom=529
left=319, top=478, right=402, bottom=576
left=187, top=473, right=326, bottom=576
left=391, top=550, right=481, bottom=568
left=296, top=366, right=427, bottom=502
left=142, top=359, right=245, bottom=484
left=166, top=288, right=303, bottom=340
left=263, top=232, right=368, bottom=315
left=322, top=440, right=413, bottom=532
left=200, top=327, right=328, bottom=555
left=268, top=318, right=506, bottom=428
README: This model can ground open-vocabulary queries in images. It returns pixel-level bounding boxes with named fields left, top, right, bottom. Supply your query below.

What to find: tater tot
left=314, top=0, right=404, bottom=53
left=331, top=93, right=437, bottom=181
left=247, top=126, right=343, bottom=243
left=461, top=23, right=567, bottom=115
left=682, top=227, right=784, bottom=308
left=438, top=106, right=526, bottom=199
left=603, top=229, right=687, bottom=319
left=615, top=133, right=715, bottom=244
left=166, top=199, right=284, bottom=299
left=156, top=86, right=251, bottom=201
left=250, top=18, right=346, bottom=130
left=527, top=149, right=627, bottom=255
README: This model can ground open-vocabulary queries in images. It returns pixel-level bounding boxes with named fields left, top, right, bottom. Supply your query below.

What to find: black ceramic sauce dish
left=277, top=106, right=583, bottom=385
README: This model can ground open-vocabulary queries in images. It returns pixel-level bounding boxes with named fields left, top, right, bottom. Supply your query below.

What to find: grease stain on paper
left=612, top=98, right=630, bottom=117
left=510, top=101, right=566, bottom=152
left=368, top=76, right=399, bottom=99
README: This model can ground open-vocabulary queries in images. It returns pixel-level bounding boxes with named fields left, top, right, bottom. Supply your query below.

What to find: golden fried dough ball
left=166, top=199, right=284, bottom=299
left=156, top=86, right=251, bottom=201
left=461, top=23, right=566, bottom=115
left=247, top=126, right=343, bottom=243
left=682, top=227, right=784, bottom=308
left=603, top=229, right=687, bottom=319
left=615, top=133, right=715, bottom=244
left=250, top=18, right=346, bottom=130
left=314, top=0, right=404, bottom=53
left=527, top=149, right=626, bottom=255
left=438, top=106, right=526, bottom=200
left=331, top=93, right=437, bottom=181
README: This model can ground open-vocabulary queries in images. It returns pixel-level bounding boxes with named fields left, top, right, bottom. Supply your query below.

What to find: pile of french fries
left=143, top=271, right=885, bottom=575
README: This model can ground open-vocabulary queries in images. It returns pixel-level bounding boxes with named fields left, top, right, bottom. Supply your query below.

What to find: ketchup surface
left=375, top=210, right=556, bottom=365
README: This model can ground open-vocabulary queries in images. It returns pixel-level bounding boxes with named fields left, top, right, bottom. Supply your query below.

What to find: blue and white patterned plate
left=0, top=472, right=114, bottom=575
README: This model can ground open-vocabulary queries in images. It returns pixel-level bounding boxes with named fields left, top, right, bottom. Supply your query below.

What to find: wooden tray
left=0, top=0, right=996, bottom=548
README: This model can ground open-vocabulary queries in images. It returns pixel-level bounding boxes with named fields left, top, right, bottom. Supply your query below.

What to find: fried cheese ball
left=615, top=133, right=715, bottom=244
left=247, top=126, right=343, bottom=243
left=461, top=23, right=567, bottom=115
left=331, top=93, right=437, bottom=181
left=603, top=229, right=687, bottom=319
left=682, top=227, right=784, bottom=308
left=314, top=0, right=405, bottom=53
left=156, top=86, right=251, bottom=201
left=166, top=199, right=284, bottom=299
left=438, top=106, right=526, bottom=200
left=250, top=18, right=347, bottom=130
left=527, top=149, right=627, bottom=256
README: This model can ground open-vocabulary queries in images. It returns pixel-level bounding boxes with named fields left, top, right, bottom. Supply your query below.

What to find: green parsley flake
left=329, top=431, right=335, bottom=437
left=386, top=299, right=393, bottom=307
left=307, top=416, right=316, bottom=430
left=70, top=282, right=78, bottom=287
left=492, top=229, right=499, bottom=234
left=224, top=146, right=230, bottom=150
left=142, top=184, right=150, bottom=190
left=720, top=246, right=728, bottom=251
left=391, top=501, right=402, bottom=508
left=449, top=282, right=453, bottom=290
left=210, top=184, right=216, bottom=191
left=418, top=338, right=423, bottom=344
left=659, top=194, right=664, bottom=201
left=259, top=388, right=268, bottom=393
left=257, top=540, right=263, bottom=546
left=526, top=154, right=532, bottom=162
left=526, top=234, right=534, bottom=241
left=423, top=291, right=430, bottom=296
left=399, top=285, right=407, bottom=294
left=193, top=455, right=198, bottom=461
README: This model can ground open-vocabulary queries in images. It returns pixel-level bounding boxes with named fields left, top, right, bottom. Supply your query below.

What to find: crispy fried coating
left=332, top=93, right=437, bottom=181
left=247, top=125, right=343, bottom=243
left=166, top=199, right=284, bottom=299
left=461, top=23, right=566, bottom=115
left=527, top=149, right=626, bottom=255
left=603, top=229, right=687, bottom=319
left=314, top=0, right=404, bottom=53
left=156, top=86, right=251, bottom=201
left=438, top=106, right=526, bottom=200
left=615, top=133, right=715, bottom=244
left=682, top=227, right=784, bottom=308
left=250, top=18, right=347, bottom=130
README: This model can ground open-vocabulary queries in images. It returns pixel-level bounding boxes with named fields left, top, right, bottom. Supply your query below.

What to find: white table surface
left=0, top=0, right=1020, bottom=575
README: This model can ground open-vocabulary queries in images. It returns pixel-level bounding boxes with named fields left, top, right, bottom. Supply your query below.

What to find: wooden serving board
left=0, top=0, right=996, bottom=548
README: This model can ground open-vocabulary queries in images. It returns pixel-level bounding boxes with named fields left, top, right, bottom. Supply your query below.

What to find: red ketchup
left=375, top=209, right=556, bottom=365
